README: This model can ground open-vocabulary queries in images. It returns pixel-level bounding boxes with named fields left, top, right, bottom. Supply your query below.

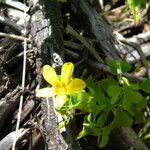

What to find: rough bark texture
left=30, top=0, right=83, bottom=149
left=70, top=0, right=121, bottom=60
left=30, top=0, right=66, bottom=149
left=111, top=127, right=149, bottom=150
left=0, top=87, right=22, bottom=130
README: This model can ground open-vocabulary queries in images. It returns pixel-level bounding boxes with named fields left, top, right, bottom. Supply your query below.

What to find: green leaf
left=82, top=121, right=101, bottom=137
left=92, top=105, right=107, bottom=123
left=86, top=78, right=113, bottom=107
left=129, top=84, right=139, bottom=90
left=134, top=98, right=147, bottom=109
left=70, top=91, right=93, bottom=112
left=99, top=120, right=116, bottom=147
left=141, top=133, right=150, bottom=140
left=99, top=119, right=116, bottom=148
left=99, top=79, right=118, bottom=90
left=100, top=135, right=109, bottom=148
left=107, top=85, right=122, bottom=104
left=106, top=59, right=131, bottom=74
left=58, top=121, right=65, bottom=130
left=119, top=61, right=131, bottom=73
left=107, top=85, right=121, bottom=97
left=123, top=88, right=144, bottom=111
left=140, top=79, right=150, bottom=94
left=116, top=110, right=133, bottom=127
left=99, top=79, right=119, bottom=107
left=133, top=108, right=145, bottom=123
left=101, top=122, right=115, bottom=140
left=126, top=0, right=140, bottom=23
left=86, top=76, right=96, bottom=91
left=96, top=112, right=108, bottom=127
left=87, top=113, right=92, bottom=123
left=126, top=0, right=147, bottom=23
left=140, top=133, right=150, bottom=140
left=77, top=127, right=88, bottom=139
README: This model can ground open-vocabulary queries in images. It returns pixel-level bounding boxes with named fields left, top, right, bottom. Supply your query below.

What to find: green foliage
left=107, top=85, right=122, bottom=104
left=99, top=134, right=109, bottom=148
left=140, top=79, right=150, bottom=94
left=139, top=123, right=150, bottom=140
left=70, top=91, right=93, bottom=112
left=106, top=59, right=131, bottom=74
left=56, top=60, right=149, bottom=148
left=126, top=0, right=147, bottom=23
left=116, top=109, right=133, bottom=127
left=123, top=88, right=145, bottom=111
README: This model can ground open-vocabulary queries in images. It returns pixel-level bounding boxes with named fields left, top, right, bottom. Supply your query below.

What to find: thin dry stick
left=12, top=1, right=27, bottom=149
left=66, top=24, right=103, bottom=63
left=12, top=39, right=27, bottom=150
left=114, top=32, right=150, bottom=78
left=121, top=40, right=150, bottom=78
left=0, top=32, right=30, bottom=42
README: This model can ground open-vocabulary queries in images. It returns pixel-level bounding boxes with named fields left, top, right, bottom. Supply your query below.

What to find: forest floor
left=0, top=0, right=150, bottom=150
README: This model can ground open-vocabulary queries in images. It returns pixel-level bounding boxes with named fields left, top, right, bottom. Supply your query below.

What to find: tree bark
left=110, top=127, right=149, bottom=150
left=70, top=0, right=121, bottom=60
left=30, top=0, right=66, bottom=149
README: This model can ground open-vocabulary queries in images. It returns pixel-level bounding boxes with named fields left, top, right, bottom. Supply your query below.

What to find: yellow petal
left=61, top=62, right=74, bottom=84
left=36, top=87, right=54, bottom=97
left=66, top=78, right=86, bottom=94
left=42, top=65, right=59, bottom=86
left=55, top=95, right=68, bottom=108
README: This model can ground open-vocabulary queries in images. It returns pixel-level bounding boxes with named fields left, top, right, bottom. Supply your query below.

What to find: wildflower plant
left=36, top=61, right=150, bottom=148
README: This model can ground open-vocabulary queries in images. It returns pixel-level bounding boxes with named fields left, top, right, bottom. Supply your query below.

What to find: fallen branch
left=71, top=0, right=121, bottom=60
left=65, top=49, right=147, bottom=82
left=0, top=128, right=27, bottom=150
left=115, top=32, right=150, bottom=77
left=0, top=15, right=25, bottom=34
left=0, top=86, right=22, bottom=130
left=0, top=32, right=30, bottom=41
left=66, top=24, right=103, bottom=63
left=0, top=0, right=29, bottom=12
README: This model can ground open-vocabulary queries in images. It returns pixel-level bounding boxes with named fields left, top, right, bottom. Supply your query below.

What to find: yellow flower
left=36, top=62, right=86, bottom=107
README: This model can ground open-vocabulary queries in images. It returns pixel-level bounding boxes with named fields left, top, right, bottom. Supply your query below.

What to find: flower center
left=55, top=82, right=67, bottom=95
